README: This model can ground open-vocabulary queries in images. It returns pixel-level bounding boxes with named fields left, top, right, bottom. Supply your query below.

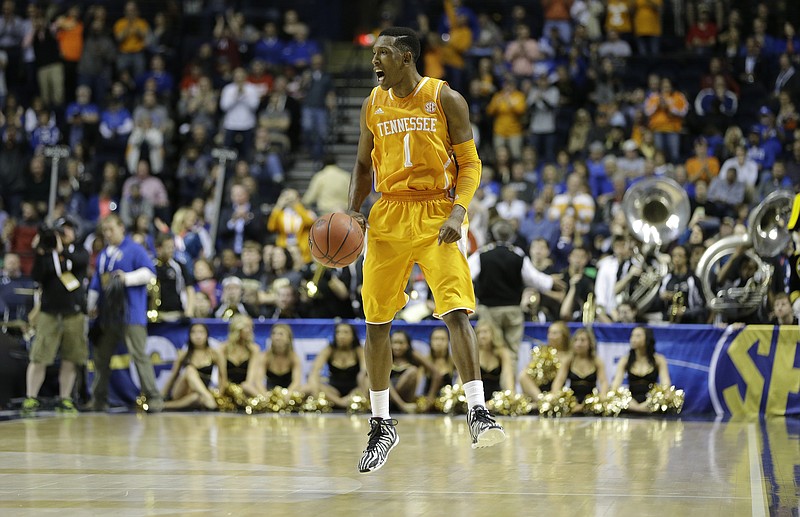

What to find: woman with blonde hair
left=259, top=323, right=303, bottom=393
left=475, top=320, right=515, bottom=401
left=550, top=328, right=609, bottom=412
left=519, top=320, right=571, bottom=398
left=221, top=314, right=263, bottom=397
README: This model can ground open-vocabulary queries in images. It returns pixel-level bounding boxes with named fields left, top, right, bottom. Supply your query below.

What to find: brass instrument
left=582, top=292, right=596, bottom=326
left=669, top=291, right=685, bottom=323
left=622, top=177, right=690, bottom=312
left=146, top=261, right=162, bottom=323
left=303, top=264, right=328, bottom=299
left=697, top=190, right=794, bottom=318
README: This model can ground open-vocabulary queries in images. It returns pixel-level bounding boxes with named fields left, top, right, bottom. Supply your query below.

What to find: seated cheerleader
left=307, top=322, right=366, bottom=408
left=220, top=314, right=263, bottom=397
left=549, top=328, right=609, bottom=412
left=420, top=327, right=456, bottom=399
left=610, top=326, right=671, bottom=413
left=388, top=330, right=440, bottom=413
left=260, top=323, right=303, bottom=393
left=475, top=320, right=516, bottom=401
left=161, top=323, right=227, bottom=410
left=519, top=320, right=571, bottom=399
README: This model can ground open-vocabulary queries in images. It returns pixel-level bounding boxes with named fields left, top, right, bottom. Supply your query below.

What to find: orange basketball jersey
left=366, top=77, right=457, bottom=193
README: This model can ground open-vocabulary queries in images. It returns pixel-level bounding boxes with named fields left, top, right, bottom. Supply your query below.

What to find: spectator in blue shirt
left=281, top=24, right=320, bottom=69
left=98, top=83, right=134, bottom=154
left=88, top=214, right=162, bottom=412
left=253, top=22, right=285, bottom=68
left=135, top=54, right=174, bottom=99
left=29, top=110, right=60, bottom=151
left=65, top=85, right=99, bottom=150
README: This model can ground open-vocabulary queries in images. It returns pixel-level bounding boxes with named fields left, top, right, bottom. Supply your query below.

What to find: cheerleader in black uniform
left=162, top=323, right=227, bottom=410
left=519, top=321, right=571, bottom=398
left=261, top=323, right=303, bottom=392
left=387, top=331, right=440, bottom=413
left=611, top=326, right=671, bottom=413
left=221, top=314, right=263, bottom=397
left=308, top=323, right=366, bottom=408
left=421, top=327, right=456, bottom=400
left=550, top=328, right=609, bottom=412
left=475, top=320, right=515, bottom=401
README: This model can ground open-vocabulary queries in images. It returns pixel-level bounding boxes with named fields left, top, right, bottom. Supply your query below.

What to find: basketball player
left=347, top=27, right=505, bottom=474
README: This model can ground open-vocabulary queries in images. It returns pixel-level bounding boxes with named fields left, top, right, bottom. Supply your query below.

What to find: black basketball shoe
left=358, top=417, right=399, bottom=473
left=467, top=406, right=506, bottom=449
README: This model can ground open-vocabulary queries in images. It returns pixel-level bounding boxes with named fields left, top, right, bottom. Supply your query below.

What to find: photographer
left=24, top=218, right=89, bottom=414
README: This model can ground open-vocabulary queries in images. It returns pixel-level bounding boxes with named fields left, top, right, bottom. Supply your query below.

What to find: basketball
left=309, top=213, right=364, bottom=268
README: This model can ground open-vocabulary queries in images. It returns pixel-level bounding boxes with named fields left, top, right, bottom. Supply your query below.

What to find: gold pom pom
left=582, top=389, right=606, bottom=415
left=602, top=387, right=632, bottom=417
left=537, top=388, right=577, bottom=417
left=525, top=346, right=561, bottom=387
left=135, top=395, right=148, bottom=412
left=246, top=394, right=270, bottom=414
left=645, top=385, right=685, bottom=414
left=301, top=392, right=334, bottom=413
left=434, top=384, right=468, bottom=415
left=210, top=388, right=236, bottom=412
left=415, top=396, right=431, bottom=414
left=224, top=383, right=249, bottom=409
left=347, top=394, right=371, bottom=414
left=487, top=390, right=534, bottom=416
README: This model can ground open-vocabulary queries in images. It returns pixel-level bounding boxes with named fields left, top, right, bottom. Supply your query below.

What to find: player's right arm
left=347, top=97, right=374, bottom=233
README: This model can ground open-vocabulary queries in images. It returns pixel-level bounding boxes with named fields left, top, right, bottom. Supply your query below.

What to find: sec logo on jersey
left=424, top=101, right=436, bottom=114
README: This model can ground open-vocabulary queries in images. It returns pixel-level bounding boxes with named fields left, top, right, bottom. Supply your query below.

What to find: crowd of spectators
left=1, top=0, right=800, bottom=338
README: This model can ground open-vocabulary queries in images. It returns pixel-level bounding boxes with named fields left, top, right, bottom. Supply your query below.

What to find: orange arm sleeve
left=452, top=139, right=481, bottom=210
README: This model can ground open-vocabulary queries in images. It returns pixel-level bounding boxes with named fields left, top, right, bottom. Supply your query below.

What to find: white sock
left=370, top=389, right=390, bottom=419
left=463, top=380, right=485, bottom=410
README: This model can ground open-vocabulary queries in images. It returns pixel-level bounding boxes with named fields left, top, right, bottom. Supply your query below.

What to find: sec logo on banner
left=709, top=325, right=800, bottom=417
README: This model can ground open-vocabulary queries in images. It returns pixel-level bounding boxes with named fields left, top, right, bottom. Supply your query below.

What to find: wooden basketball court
left=0, top=412, right=796, bottom=516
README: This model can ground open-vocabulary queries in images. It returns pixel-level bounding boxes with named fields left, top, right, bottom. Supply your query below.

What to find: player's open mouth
left=375, top=70, right=385, bottom=83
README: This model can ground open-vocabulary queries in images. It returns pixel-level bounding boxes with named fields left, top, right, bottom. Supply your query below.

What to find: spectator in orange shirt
left=486, top=76, right=527, bottom=159
left=53, top=5, right=83, bottom=105
left=542, top=0, right=573, bottom=44
left=643, top=77, right=688, bottom=162
left=440, top=0, right=473, bottom=94
left=605, top=0, right=634, bottom=46
left=633, top=0, right=662, bottom=56
left=113, top=1, right=150, bottom=77
left=685, top=137, right=720, bottom=183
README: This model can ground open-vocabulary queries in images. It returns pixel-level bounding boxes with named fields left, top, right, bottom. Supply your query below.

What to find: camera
left=36, top=224, right=61, bottom=252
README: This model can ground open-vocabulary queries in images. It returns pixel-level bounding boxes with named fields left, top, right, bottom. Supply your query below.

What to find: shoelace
left=365, top=418, right=398, bottom=450
left=472, top=407, right=496, bottom=424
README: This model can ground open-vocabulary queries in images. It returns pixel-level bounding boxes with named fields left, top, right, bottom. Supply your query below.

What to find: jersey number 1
left=403, top=134, right=413, bottom=168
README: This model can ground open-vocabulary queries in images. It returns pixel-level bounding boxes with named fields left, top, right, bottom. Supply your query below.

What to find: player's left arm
left=439, top=84, right=480, bottom=245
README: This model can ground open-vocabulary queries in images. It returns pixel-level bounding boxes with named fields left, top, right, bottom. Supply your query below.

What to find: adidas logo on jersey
left=374, top=107, right=384, bottom=114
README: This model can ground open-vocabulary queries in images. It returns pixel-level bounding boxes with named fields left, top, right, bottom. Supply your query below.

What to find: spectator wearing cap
left=617, top=139, right=645, bottom=181
left=746, top=123, right=779, bottom=173
left=685, top=137, right=721, bottom=184
left=643, top=77, right=689, bottom=163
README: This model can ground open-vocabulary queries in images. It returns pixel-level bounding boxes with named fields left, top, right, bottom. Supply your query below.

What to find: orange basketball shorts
left=361, top=191, right=476, bottom=324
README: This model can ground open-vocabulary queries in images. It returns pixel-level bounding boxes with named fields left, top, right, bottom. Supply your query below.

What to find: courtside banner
left=95, top=321, right=799, bottom=416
